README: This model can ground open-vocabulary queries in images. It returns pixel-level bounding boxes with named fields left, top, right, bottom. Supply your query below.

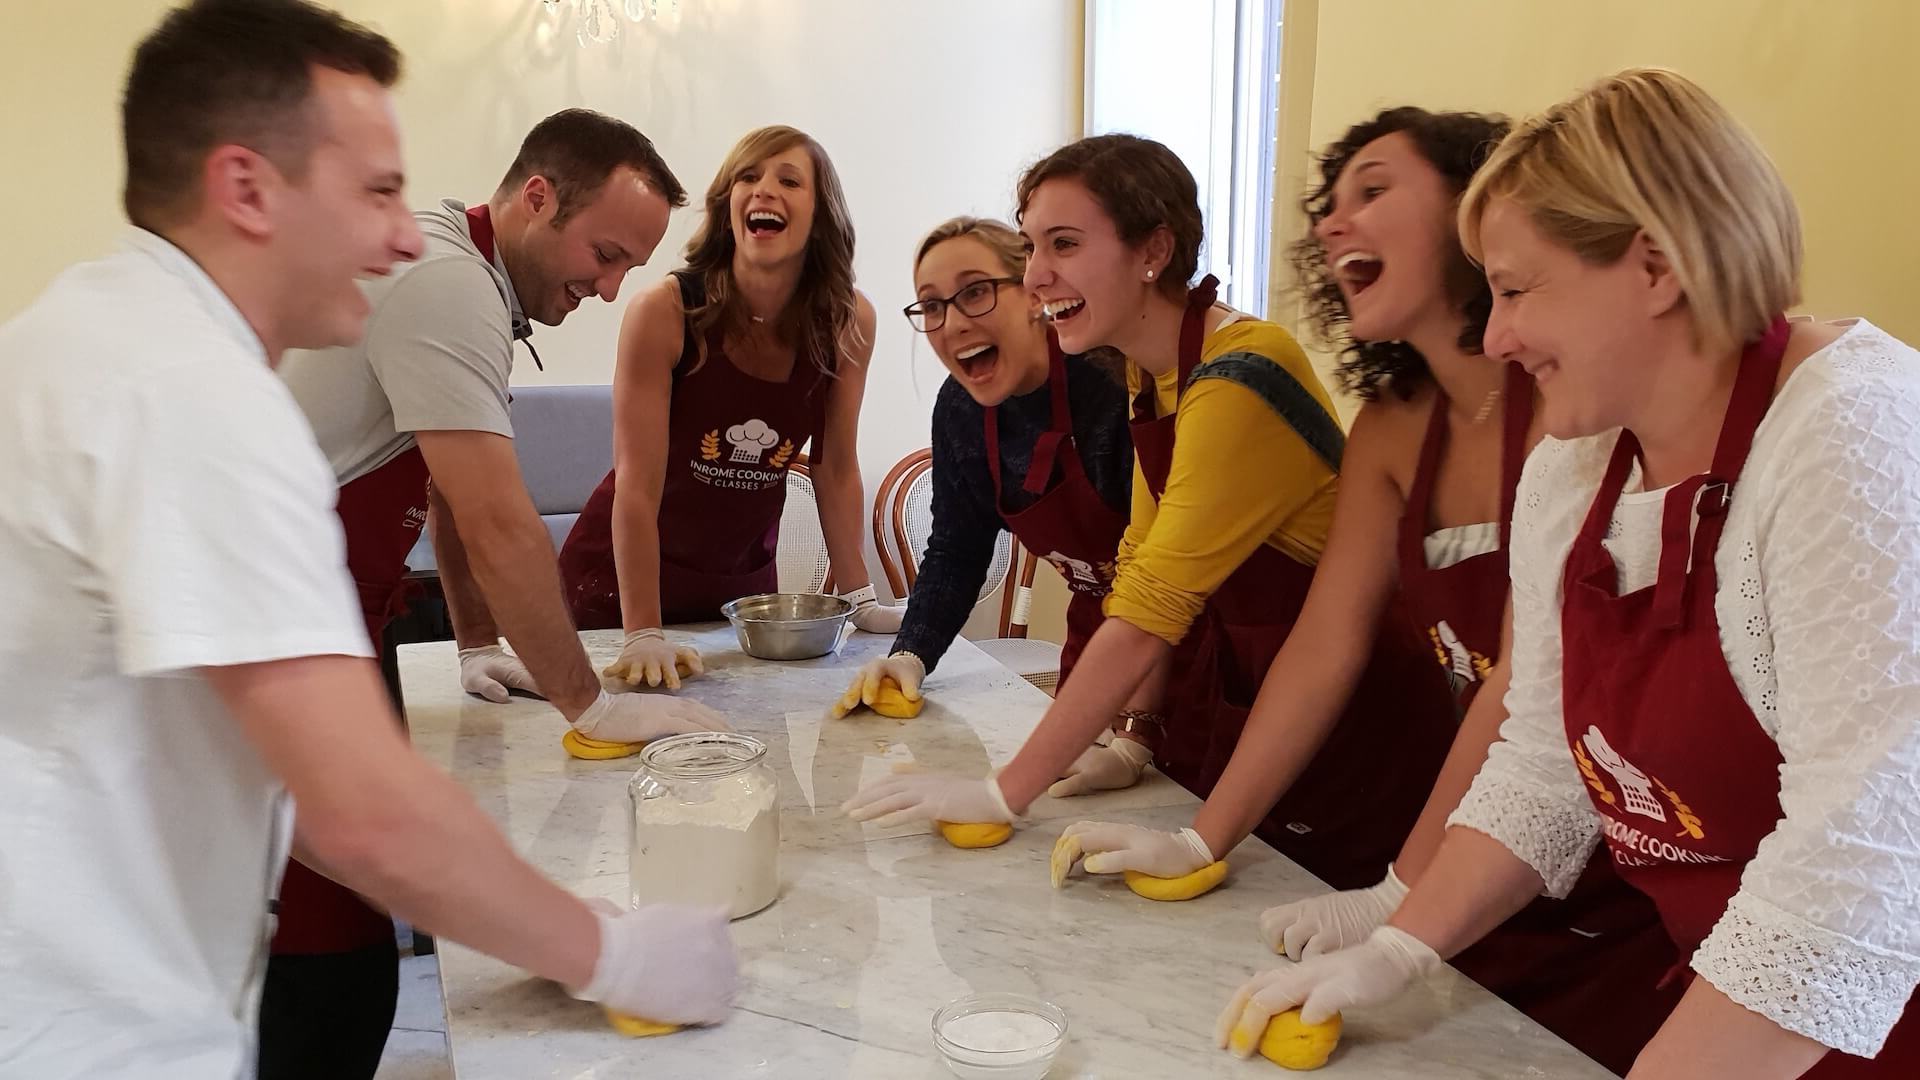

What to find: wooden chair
left=872, top=449, right=1062, bottom=693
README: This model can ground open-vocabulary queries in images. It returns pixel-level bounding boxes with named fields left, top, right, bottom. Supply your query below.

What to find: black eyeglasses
left=903, top=277, right=1024, bottom=333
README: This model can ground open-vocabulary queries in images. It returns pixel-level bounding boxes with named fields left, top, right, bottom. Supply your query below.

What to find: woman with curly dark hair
left=1164, top=106, right=1675, bottom=1072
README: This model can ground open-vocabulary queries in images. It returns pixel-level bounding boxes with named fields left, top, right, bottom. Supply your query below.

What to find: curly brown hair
left=681, top=126, right=859, bottom=377
left=1015, top=134, right=1203, bottom=300
left=1292, top=107, right=1510, bottom=401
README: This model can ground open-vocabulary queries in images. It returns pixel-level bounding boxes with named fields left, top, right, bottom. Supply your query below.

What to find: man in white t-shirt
left=0, top=3, right=735, bottom=1078
left=270, top=109, right=717, bottom=1075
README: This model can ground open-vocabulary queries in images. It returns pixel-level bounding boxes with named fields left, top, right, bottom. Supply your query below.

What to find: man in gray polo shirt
left=272, top=109, right=718, bottom=1077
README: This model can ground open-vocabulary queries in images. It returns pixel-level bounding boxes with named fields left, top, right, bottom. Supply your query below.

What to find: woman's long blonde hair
left=1459, top=68, right=1802, bottom=352
left=681, top=125, right=860, bottom=374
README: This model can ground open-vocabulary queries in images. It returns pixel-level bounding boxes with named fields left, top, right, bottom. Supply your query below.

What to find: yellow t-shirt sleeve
left=1104, top=377, right=1338, bottom=644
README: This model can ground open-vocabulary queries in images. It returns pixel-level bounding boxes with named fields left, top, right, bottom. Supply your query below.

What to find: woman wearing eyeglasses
left=832, top=218, right=1155, bottom=794
left=844, top=138, right=1454, bottom=892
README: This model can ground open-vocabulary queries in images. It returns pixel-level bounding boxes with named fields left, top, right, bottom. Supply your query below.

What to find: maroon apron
left=1131, top=277, right=1454, bottom=890
left=984, top=333, right=1127, bottom=686
left=1561, top=316, right=1918, bottom=1075
left=1398, top=364, right=1681, bottom=1074
left=560, top=277, right=830, bottom=628
left=275, top=205, right=509, bottom=955
left=273, top=449, right=432, bottom=954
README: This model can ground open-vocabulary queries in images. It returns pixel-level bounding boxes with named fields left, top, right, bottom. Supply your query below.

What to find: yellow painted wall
left=1273, top=0, right=1920, bottom=418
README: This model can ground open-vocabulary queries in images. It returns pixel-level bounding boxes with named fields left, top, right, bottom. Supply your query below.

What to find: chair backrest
left=873, top=448, right=1010, bottom=608
left=777, top=456, right=833, bottom=594
left=407, top=383, right=614, bottom=571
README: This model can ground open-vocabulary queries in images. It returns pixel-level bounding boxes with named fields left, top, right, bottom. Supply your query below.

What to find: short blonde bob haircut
left=1459, top=68, right=1802, bottom=352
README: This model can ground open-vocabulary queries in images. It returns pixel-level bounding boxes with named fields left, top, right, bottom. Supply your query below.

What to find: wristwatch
left=1113, top=708, right=1167, bottom=750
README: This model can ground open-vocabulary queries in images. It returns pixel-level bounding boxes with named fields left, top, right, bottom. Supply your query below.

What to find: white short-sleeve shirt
left=0, top=230, right=371, bottom=1079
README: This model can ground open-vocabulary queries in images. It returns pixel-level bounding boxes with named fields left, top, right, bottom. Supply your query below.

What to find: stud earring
left=1146, top=270, right=1156, bottom=281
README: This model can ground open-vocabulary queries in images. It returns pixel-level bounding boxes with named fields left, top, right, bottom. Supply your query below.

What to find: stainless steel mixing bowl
left=720, top=593, right=854, bottom=660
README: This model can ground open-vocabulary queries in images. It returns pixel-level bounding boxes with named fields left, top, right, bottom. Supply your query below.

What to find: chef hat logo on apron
left=725, top=418, right=780, bottom=463
left=1571, top=726, right=1709, bottom=844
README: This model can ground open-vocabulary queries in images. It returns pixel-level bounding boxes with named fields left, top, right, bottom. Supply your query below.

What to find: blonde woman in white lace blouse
left=1216, top=69, right=1920, bottom=1078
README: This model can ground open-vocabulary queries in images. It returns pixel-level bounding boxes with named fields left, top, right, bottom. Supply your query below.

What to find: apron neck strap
left=1019, top=333, right=1077, bottom=496
left=1130, top=274, right=1220, bottom=424
left=1708, top=316, right=1792, bottom=485
left=465, top=203, right=496, bottom=264
left=1578, top=316, right=1792, bottom=629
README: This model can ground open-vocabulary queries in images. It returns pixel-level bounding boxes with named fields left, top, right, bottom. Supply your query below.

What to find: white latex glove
left=602, top=629, right=704, bottom=690
left=458, top=643, right=542, bottom=703
left=841, top=771, right=1014, bottom=830
left=1259, top=865, right=1411, bottom=961
left=1045, top=737, right=1153, bottom=797
left=568, top=899, right=738, bottom=1026
left=830, top=652, right=926, bottom=719
left=1215, top=925, right=1440, bottom=1056
left=842, top=583, right=906, bottom=634
left=1059, top=821, right=1215, bottom=878
left=572, top=689, right=731, bottom=744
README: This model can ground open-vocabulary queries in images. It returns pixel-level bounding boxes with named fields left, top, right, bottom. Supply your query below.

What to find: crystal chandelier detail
left=539, top=0, right=683, bottom=47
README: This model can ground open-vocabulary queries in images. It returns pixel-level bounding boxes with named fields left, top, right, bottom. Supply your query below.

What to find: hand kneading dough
left=938, top=821, right=1012, bottom=848
left=1229, top=1008, right=1342, bottom=1070
left=604, top=1009, right=680, bottom=1037
left=562, top=730, right=645, bottom=760
left=1123, top=860, right=1229, bottom=901
left=870, top=679, right=923, bottom=719
left=1048, top=833, right=1083, bottom=889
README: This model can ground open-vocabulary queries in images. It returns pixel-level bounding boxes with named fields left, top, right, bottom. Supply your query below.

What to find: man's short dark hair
left=495, top=109, right=688, bottom=227
left=122, top=0, right=402, bottom=231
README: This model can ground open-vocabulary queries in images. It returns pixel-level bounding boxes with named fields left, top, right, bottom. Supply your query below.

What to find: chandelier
left=539, top=0, right=683, bottom=46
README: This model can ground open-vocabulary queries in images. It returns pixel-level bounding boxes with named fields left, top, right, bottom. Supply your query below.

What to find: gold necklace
left=1471, top=385, right=1504, bottom=425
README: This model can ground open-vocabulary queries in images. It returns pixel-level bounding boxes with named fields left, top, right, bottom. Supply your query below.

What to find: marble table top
left=400, top=625, right=1609, bottom=1079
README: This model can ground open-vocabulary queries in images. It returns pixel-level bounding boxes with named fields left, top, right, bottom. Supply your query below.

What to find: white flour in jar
left=629, top=774, right=779, bottom=919
left=942, top=1010, right=1060, bottom=1054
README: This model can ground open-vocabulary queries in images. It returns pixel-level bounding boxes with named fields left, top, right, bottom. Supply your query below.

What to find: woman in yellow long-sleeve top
left=844, top=134, right=1455, bottom=890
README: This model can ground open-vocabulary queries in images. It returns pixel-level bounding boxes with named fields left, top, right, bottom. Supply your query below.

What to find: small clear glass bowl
left=931, top=993, right=1068, bottom=1080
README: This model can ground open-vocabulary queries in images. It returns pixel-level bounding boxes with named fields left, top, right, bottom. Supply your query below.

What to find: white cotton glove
left=842, top=584, right=906, bottom=634
left=841, top=772, right=1015, bottom=829
left=1045, top=737, right=1153, bottom=798
left=1215, top=925, right=1440, bottom=1056
left=1259, top=865, right=1411, bottom=961
left=1058, top=821, right=1215, bottom=878
left=602, top=629, right=704, bottom=690
left=830, top=652, right=926, bottom=719
left=568, top=899, right=738, bottom=1026
left=458, top=643, right=542, bottom=703
left=572, top=689, right=731, bottom=744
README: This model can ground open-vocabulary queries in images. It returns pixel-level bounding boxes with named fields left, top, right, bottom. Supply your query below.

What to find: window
left=1085, top=0, right=1282, bottom=316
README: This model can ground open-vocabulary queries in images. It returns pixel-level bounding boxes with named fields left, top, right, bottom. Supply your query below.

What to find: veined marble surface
left=401, top=625, right=1609, bottom=1079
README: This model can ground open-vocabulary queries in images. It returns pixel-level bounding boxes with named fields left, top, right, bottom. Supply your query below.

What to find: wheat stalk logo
left=768, top=439, right=795, bottom=469
left=700, top=430, right=722, bottom=462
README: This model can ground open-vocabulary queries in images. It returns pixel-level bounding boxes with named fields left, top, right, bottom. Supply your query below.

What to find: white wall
left=0, top=0, right=1086, bottom=633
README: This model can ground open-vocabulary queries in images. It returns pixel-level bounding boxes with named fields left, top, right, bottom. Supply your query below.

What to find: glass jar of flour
left=628, top=731, right=779, bottom=919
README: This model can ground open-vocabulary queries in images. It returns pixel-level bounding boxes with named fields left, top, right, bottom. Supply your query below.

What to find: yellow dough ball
left=1230, top=1008, right=1341, bottom=1070
left=1122, top=860, right=1230, bottom=901
left=562, top=730, right=645, bottom=760
left=1048, top=833, right=1082, bottom=889
left=938, top=821, right=1013, bottom=849
left=869, top=679, right=923, bottom=719
left=604, top=1009, right=680, bottom=1037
